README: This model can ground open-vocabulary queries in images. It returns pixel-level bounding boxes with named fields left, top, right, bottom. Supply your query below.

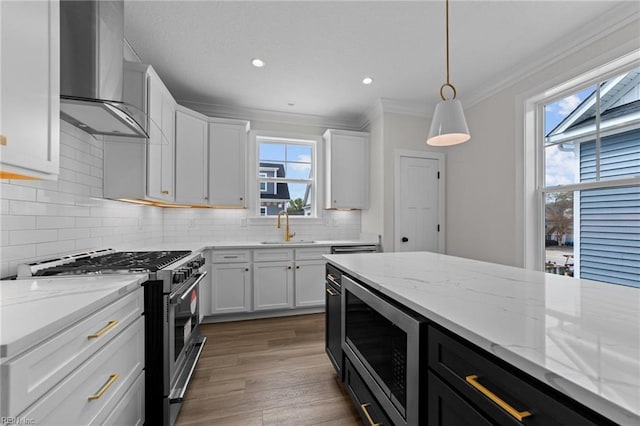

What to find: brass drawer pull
left=87, top=320, right=119, bottom=339
left=88, top=373, right=119, bottom=401
left=0, top=134, right=6, bottom=145
left=161, top=190, right=169, bottom=194
left=327, top=274, right=340, bottom=286
left=360, top=403, right=380, bottom=426
left=466, top=375, right=532, bottom=421
left=326, top=287, right=337, bottom=296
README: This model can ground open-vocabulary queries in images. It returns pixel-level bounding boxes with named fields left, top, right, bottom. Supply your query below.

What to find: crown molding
left=463, top=2, right=640, bottom=110
left=177, top=99, right=364, bottom=131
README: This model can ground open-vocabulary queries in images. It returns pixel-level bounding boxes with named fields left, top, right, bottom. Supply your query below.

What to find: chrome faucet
left=277, top=210, right=296, bottom=241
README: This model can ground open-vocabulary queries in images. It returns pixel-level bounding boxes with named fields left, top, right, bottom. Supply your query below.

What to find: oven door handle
left=169, top=271, right=207, bottom=305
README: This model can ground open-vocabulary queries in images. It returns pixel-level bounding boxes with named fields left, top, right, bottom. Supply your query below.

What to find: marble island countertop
left=0, top=274, right=147, bottom=359
left=324, top=251, right=640, bottom=425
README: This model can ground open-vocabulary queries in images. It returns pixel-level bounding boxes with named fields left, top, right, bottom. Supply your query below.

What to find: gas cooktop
left=19, top=250, right=192, bottom=277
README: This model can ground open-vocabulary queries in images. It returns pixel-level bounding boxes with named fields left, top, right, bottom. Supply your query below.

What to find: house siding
left=579, top=130, right=640, bottom=288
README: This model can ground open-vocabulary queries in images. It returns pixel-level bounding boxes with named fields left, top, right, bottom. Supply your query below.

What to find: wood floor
left=175, top=313, right=363, bottom=426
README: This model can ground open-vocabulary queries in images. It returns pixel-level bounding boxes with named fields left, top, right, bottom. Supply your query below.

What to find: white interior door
left=395, top=152, right=444, bottom=252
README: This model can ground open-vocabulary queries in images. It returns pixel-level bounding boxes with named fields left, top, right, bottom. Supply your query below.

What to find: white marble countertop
left=116, top=238, right=379, bottom=253
left=324, top=251, right=640, bottom=425
left=0, top=274, right=147, bottom=359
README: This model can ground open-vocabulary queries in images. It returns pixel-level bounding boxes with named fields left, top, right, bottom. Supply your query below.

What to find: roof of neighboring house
left=547, top=68, right=640, bottom=139
left=259, top=162, right=290, bottom=201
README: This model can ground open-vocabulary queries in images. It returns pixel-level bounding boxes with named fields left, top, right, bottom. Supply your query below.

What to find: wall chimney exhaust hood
left=60, top=0, right=147, bottom=138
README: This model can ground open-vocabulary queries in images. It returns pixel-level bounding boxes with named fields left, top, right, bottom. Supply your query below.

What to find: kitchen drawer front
left=428, top=371, right=493, bottom=426
left=428, top=325, right=615, bottom=426
left=211, top=250, right=251, bottom=263
left=2, top=288, right=143, bottom=416
left=294, top=247, right=330, bottom=261
left=253, top=248, right=293, bottom=262
left=22, top=317, right=144, bottom=425
left=344, top=358, right=392, bottom=426
left=101, top=370, right=145, bottom=426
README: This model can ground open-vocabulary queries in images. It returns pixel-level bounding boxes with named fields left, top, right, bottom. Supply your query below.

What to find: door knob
left=401, top=237, right=409, bottom=242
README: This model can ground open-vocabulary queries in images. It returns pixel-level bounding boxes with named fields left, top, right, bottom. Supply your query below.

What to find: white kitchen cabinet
left=1, top=286, right=144, bottom=423
left=324, top=129, right=369, bottom=209
left=0, top=0, right=59, bottom=180
left=210, top=251, right=252, bottom=314
left=294, top=247, right=330, bottom=307
left=208, top=118, right=250, bottom=207
left=253, top=260, right=294, bottom=311
left=103, top=63, right=176, bottom=202
left=175, top=106, right=208, bottom=205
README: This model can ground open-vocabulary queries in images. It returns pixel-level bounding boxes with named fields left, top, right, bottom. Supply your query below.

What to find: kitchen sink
left=260, top=240, right=316, bottom=244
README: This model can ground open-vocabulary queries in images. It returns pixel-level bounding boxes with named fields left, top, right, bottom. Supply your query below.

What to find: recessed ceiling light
left=251, top=58, right=266, bottom=68
left=362, top=77, right=374, bottom=85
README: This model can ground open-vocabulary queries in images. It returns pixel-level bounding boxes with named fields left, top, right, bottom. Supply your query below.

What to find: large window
left=257, top=137, right=315, bottom=217
left=539, top=66, right=640, bottom=287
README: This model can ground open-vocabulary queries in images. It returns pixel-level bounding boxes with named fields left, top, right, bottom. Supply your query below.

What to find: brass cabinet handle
left=326, top=287, right=337, bottom=296
left=465, top=375, right=532, bottom=421
left=287, top=266, right=292, bottom=270
left=88, top=373, right=119, bottom=401
left=296, top=265, right=300, bottom=269
left=326, top=274, right=340, bottom=286
left=204, top=196, right=209, bottom=200
left=239, top=197, right=244, bottom=201
left=87, top=320, right=119, bottom=339
left=161, top=190, right=169, bottom=194
left=360, top=403, right=380, bottom=426
left=0, top=134, right=6, bottom=145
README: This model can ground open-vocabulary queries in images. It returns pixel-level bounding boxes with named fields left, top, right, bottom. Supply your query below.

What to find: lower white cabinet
left=22, top=317, right=144, bottom=425
left=253, top=260, right=294, bottom=311
left=207, top=247, right=329, bottom=318
left=294, top=259, right=327, bottom=307
left=210, top=252, right=252, bottom=314
left=101, top=371, right=145, bottom=426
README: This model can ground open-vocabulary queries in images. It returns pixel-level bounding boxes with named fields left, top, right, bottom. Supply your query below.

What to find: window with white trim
left=537, top=64, right=640, bottom=288
left=256, top=137, right=315, bottom=217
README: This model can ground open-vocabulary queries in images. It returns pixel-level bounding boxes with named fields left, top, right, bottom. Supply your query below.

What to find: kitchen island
left=324, top=251, right=639, bottom=425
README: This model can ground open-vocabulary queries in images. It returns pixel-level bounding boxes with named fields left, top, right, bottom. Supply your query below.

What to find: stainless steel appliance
left=342, top=274, right=427, bottom=425
left=60, top=0, right=147, bottom=138
left=330, top=244, right=379, bottom=254
left=17, top=249, right=207, bottom=426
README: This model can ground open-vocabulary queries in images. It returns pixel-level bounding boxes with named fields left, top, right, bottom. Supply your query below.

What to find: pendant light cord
left=440, top=0, right=457, bottom=101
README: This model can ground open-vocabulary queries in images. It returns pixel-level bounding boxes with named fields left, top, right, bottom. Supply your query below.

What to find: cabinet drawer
left=344, top=358, right=392, bottom=426
left=211, top=250, right=251, bottom=263
left=428, top=371, right=492, bottom=425
left=23, top=317, right=145, bottom=425
left=253, top=248, right=293, bottom=262
left=294, top=247, right=330, bottom=261
left=101, top=371, right=145, bottom=426
left=2, top=288, right=143, bottom=416
left=428, top=326, right=615, bottom=426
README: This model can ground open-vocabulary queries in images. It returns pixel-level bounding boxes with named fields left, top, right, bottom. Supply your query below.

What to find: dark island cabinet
left=427, top=325, right=617, bottom=426
left=325, top=263, right=343, bottom=377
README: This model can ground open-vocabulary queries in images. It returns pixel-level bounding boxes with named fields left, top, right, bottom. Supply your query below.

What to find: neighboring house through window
left=529, top=60, right=640, bottom=288
left=257, top=137, right=315, bottom=217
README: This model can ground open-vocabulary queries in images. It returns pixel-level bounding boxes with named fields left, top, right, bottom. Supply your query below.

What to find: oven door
left=168, top=272, right=207, bottom=388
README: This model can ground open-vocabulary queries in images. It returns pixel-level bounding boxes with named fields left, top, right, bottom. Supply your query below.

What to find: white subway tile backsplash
left=37, top=189, right=77, bottom=205
left=57, top=204, right=91, bottom=217
left=1, top=244, right=36, bottom=262
left=58, top=228, right=91, bottom=241
left=36, top=240, right=76, bottom=257
left=2, top=216, right=36, bottom=230
left=10, top=200, right=58, bottom=216
left=37, top=216, right=75, bottom=229
left=0, top=183, right=37, bottom=201
left=9, top=229, right=58, bottom=245
left=75, top=217, right=102, bottom=228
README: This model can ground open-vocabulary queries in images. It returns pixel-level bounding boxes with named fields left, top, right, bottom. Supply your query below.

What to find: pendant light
left=427, top=0, right=470, bottom=146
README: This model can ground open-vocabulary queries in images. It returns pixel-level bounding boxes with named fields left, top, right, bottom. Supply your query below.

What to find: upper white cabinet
left=175, top=106, right=208, bottom=205
left=104, top=63, right=176, bottom=202
left=208, top=118, right=250, bottom=207
left=324, top=129, right=369, bottom=209
left=0, top=0, right=60, bottom=180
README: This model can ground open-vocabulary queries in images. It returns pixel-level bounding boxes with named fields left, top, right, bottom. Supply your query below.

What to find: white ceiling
left=123, top=1, right=639, bottom=128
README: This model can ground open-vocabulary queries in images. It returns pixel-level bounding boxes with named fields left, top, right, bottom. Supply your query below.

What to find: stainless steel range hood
left=60, top=0, right=147, bottom=138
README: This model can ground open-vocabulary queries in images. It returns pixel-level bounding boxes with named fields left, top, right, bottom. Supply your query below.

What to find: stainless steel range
left=17, top=249, right=207, bottom=426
